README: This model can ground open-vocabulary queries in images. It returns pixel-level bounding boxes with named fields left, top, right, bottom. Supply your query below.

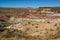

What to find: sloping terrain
left=4, top=18, right=60, bottom=40
left=0, top=7, right=60, bottom=40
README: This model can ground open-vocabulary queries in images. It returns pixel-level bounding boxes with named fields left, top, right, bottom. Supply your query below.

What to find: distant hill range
left=0, top=7, right=60, bottom=12
left=0, top=7, right=60, bottom=20
left=38, top=7, right=60, bottom=12
left=0, top=7, right=60, bottom=16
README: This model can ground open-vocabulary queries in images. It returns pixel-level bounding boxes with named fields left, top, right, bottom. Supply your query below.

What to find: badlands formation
left=3, top=8, right=60, bottom=40
left=6, top=18, right=60, bottom=36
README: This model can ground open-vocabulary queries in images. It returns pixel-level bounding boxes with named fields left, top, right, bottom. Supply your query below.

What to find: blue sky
left=0, top=0, right=60, bottom=8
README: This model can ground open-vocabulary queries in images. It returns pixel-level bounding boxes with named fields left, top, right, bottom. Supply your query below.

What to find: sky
left=0, top=0, right=60, bottom=8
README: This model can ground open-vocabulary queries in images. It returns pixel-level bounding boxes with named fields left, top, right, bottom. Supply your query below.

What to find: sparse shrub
left=35, top=26, right=38, bottom=28
left=28, top=22, right=31, bottom=24
left=47, top=21, right=50, bottom=24
left=54, top=23, right=57, bottom=26
left=1, top=29, right=12, bottom=38
left=25, top=28, right=30, bottom=32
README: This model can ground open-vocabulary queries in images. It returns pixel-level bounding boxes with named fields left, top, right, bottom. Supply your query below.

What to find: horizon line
left=0, top=6, right=60, bottom=8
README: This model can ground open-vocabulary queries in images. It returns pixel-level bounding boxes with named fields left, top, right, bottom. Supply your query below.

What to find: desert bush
left=1, top=29, right=12, bottom=38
